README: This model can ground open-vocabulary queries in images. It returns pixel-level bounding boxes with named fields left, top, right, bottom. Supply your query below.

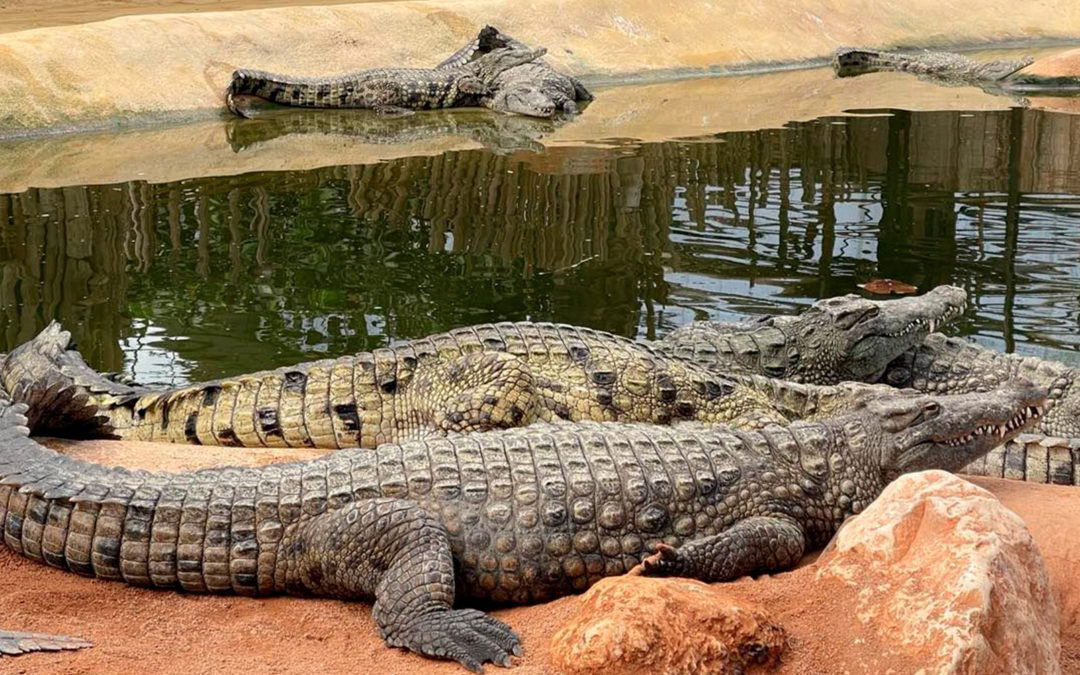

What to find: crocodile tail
left=0, top=322, right=128, bottom=438
left=0, top=629, right=92, bottom=657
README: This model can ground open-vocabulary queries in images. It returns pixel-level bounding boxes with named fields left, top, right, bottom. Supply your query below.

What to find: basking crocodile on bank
left=833, top=47, right=1080, bottom=94
left=4, top=322, right=816, bottom=448
left=437, top=26, right=593, bottom=118
left=225, top=42, right=545, bottom=118
left=0, top=368, right=1045, bottom=667
left=656, top=285, right=967, bottom=385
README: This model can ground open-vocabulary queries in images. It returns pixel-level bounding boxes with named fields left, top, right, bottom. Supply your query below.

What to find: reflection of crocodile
left=0, top=370, right=1044, bottom=667
left=438, top=26, right=593, bottom=117
left=225, top=43, right=545, bottom=117
left=225, top=108, right=562, bottom=154
left=834, top=47, right=1080, bottom=94
left=657, top=286, right=967, bottom=385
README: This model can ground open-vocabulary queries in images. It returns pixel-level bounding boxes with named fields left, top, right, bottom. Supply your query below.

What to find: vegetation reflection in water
left=3, top=107, right=1080, bottom=385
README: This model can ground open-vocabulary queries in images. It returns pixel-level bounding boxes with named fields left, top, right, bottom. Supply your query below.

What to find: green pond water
left=3, top=106, right=1080, bottom=385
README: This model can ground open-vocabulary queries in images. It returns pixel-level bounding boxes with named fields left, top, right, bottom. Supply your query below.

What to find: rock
left=549, top=574, right=785, bottom=674
left=1018, top=47, right=1080, bottom=78
left=817, top=470, right=1060, bottom=674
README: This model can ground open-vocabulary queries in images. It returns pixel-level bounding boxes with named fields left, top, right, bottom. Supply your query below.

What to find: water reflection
left=3, top=107, right=1080, bottom=384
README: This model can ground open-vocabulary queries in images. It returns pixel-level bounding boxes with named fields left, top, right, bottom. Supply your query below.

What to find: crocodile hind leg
left=639, top=516, right=806, bottom=582
left=0, top=630, right=91, bottom=656
left=287, top=499, right=521, bottom=672
left=408, top=351, right=542, bottom=437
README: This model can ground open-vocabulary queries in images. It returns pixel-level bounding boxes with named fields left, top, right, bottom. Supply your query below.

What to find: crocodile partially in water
left=0, top=367, right=1045, bottom=667
left=225, top=41, right=545, bottom=118
left=437, top=26, right=593, bottom=118
left=833, top=47, right=1080, bottom=94
left=656, top=285, right=967, bottom=385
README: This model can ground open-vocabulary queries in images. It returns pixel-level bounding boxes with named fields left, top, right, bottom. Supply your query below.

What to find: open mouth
left=940, top=403, right=1045, bottom=446
left=888, top=302, right=966, bottom=339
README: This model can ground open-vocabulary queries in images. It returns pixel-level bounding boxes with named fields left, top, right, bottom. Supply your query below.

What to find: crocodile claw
left=640, top=542, right=684, bottom=576
left=387, top=608, right=521, bottom=673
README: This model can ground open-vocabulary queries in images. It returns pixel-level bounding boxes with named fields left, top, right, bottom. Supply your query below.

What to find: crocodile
left=0, top=367, right=1045, bottom=667
left=437, top=26, right=593, bottom=118
left=833, top=47, right=1080, bottom=95
left=225, top=41, right=545, bottom=118
left=4, top=322, right=825, bottom=448
left=656, top=285, right=967, bottom=385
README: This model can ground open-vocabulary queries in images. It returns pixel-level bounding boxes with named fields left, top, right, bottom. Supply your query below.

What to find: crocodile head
left=867, top=382, right=1046, bottom=481
left=775, top=285, right=967, bottom=384
left=489, top=83, right=558, bottom=118
left=468, top=46, right=548, bottom=87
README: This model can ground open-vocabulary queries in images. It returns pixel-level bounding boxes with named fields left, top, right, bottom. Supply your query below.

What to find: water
left=4, top=106, right=1080, bottom=385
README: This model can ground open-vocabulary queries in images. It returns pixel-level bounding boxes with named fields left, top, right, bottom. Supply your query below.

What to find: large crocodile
left=0, top=368, right=1045, bottom=667
left=225, top=41, right=545, bottom=118
left=437, top=26, right=593, bottom=118
left=4, top=322, right=819, bottom=447
left=833, top=47, right=1080, bottom=94
left=656, top=285, right=967, bottom=384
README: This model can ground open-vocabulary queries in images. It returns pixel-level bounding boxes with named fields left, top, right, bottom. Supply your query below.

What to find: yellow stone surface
left=0, top=0, right=1078, bottom=133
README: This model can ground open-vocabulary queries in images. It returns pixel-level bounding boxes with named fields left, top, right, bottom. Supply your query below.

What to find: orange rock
left=549, top=574, right=785, bottom=674
left=817, top=470, right=1060, bottom=674
left=1019, top=47, right=1080, bottom=78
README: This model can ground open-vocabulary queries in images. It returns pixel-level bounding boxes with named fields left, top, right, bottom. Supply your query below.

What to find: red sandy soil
left=2, top=439, right=1078, bottom=674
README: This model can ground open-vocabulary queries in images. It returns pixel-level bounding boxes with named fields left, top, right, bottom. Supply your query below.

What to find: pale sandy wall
left=0, top=0, right=1078, bottom=134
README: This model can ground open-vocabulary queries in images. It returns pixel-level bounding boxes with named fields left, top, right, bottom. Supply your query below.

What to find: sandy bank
left=2, top=437, right=1077, bottom=673
left=0, top=0, right=1078, bottom=135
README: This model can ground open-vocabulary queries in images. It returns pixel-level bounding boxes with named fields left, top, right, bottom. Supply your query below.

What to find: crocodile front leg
left=639, top=516, right=806, bottom=582
left=285, top=499, right=521, bottom=672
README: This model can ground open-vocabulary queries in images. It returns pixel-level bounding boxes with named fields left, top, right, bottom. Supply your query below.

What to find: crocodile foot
left=640, top=542, right=685, bottom=576
left=0, top=630, right=91, bottom=656
left=385, top=609, right=521, bottom=673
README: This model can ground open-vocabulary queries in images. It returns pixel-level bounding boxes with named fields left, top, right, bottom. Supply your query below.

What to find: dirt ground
left=1, top=439, right=1077, bottom=674
left=0, top=0, right=388, bottom=34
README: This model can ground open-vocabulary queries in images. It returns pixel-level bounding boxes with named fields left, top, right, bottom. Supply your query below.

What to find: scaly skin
left=833, top=48, right=1034, bottom=83
left=959, top=433, right=1080, bottom=486
left=882, top=332, right=1080, bottom=439
left=225, top=108, right=561, bottom=155
left=225, top=44, right=545, bottom=118
left=657, top=285, right=967, bottom=385
left=0, top=373, right=1045, bottom=669
left=437, top=26, right=593, bottom=118
left=1, top=322, right=799, bottom=448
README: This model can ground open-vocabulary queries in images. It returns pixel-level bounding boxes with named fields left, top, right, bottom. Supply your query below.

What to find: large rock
left=549, top=574, right=785, bottom=674
left=817, top=470, right=1060, bottom=674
